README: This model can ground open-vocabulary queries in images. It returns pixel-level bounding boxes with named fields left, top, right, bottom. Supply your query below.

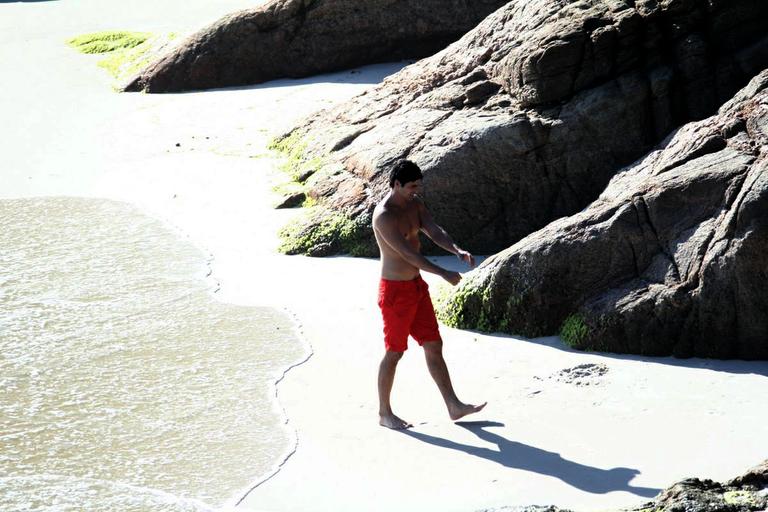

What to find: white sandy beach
left=2, top=1, right=768, bottom=511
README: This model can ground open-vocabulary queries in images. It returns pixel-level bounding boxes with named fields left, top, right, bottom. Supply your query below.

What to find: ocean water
left=0, top=197, right=305, bottom=511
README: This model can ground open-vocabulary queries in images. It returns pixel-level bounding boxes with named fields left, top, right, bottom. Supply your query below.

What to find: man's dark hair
left=389, top=159, right=423, bottom=188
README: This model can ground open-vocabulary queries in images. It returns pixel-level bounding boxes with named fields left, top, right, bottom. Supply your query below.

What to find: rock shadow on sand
left=495, top=334, right=768, bottom=378
left=402, top=421, right=661, bottom=499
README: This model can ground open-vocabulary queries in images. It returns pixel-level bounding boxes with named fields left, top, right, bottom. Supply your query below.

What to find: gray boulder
left=276, top=0, right=768, bottom=256
left=123, top=0, right=509, bottom=93
left=440, top=69, right=768, bottom=359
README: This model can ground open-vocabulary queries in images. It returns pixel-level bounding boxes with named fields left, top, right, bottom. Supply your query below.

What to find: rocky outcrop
left=439, top=69, right=768, bottom=359
left=643, top=463, right=768, bottom=512
left=123, top=0, right=509, bottom=93
left=631, top=460, right=768, bottom=512
left=275, top=0, right=768, bottom=256
left=479, top=460, right=768, bottom=512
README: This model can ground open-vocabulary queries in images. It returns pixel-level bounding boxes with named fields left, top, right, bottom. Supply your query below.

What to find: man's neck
left=386, top=190, right=408, bottom=208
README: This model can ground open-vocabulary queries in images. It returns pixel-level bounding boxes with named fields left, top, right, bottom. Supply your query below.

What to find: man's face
left=396, top=179, right=422, bottom=201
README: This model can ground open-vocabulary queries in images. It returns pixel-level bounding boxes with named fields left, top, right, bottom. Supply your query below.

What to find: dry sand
left=2, top=2, right=767, bottom=511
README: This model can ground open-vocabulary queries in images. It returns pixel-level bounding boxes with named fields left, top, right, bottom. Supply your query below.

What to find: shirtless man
left=373, top=159, right=486, bottom=430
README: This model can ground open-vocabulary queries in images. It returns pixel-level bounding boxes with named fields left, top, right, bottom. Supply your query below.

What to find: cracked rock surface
left=278, top=0, right=768, bottom=256
left=444, top=69, right=768, bottom=359
left=123, top=0, right=509, bottom=92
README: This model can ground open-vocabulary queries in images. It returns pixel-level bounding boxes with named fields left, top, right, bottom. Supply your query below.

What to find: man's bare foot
left=379, top=413, right=413, bottom=430
left=448, top=401, right=487, bottom=421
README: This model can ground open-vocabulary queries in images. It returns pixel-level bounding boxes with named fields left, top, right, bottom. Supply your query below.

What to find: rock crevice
left=442, top=69, right=768, bottom=359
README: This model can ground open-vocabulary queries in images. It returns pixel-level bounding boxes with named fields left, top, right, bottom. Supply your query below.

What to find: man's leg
left=423, top=341, right=486, bottom=420
left=378, top=350, right=412, bottom=429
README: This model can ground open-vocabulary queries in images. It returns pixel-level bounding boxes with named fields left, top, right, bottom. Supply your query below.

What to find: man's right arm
left=374, top=212, right=461, bottom=285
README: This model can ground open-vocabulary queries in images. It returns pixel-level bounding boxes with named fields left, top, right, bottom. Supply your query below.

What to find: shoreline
left=187, top=210, right=316, bottom=510
left=227, top=305, right=314, bottom=510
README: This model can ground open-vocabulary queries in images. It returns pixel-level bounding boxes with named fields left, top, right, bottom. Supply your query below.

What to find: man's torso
left=373, top=197, right=423, bottom=281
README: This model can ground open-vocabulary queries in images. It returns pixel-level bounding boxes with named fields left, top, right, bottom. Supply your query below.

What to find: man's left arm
left=418, top=201, right=476, bottom=268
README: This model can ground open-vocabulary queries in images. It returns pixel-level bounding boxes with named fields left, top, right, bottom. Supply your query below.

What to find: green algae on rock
left=98, top=34, right=177, bottom=82
left=277, top=207, right=375, bottom=257
left=269, top=133, right=329, bottom=190
left=67, top=31, right=178, bottom=85
left=269, top=132, right=378, bottom=255
left=559, top=315, right=590, bottom=349
left=67, top=31, right=151, bottom=54
left=435, top=258, right=543, bottom=337
left=435, top=273, right=527, bottom=334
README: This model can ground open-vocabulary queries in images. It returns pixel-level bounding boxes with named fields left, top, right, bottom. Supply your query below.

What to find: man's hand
left=441, top=270, right=462, bottom=286
left=456, top=248, right=475, bottom=268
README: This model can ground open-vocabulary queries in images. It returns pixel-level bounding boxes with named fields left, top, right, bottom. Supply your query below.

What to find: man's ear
left=393, top=180, right=402, bottom=190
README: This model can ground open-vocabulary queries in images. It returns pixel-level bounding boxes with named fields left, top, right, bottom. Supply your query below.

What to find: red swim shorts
left=377, top=275, right=442, bottom=352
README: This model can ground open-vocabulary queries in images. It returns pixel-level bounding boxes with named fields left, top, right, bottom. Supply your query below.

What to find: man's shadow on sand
left=401, top=421, right=660, bottom=498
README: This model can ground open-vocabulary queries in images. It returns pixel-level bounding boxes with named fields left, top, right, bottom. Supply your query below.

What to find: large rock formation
left=481, top=459, right=768, bottom=512
left=439, top=69, right=768, bottom=359
left=123, top=0, right=509, bottom=92
left=275, top=0, right=768, bottom=257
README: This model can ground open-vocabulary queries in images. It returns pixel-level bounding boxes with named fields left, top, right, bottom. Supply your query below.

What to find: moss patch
left=268, top=132, right=316, bottom=179
left=723, top=490, right=757, bottom=506
left=67, top=31, right=151, bottom=54
left=433, top=282, right=466, bottom=327
left=278, top=207, right=373, bottom=257
left=269, top=131, right=332, bottom=186
left=436, top=276, right=526, bottom=333
left=270, top=133, right=370, bottom=254
left=560, top=314, right=590, bottom=347
left=68, top=31, right=178, bottom=84
left=100, top=33, right=178, bottom=82
left=269, top=131, right=335, bottom=209
left=267, top=132, right=300, bottom=153
left=475, top=287, right=495, bottom=332
left=435, top=278, right=483, bottom=330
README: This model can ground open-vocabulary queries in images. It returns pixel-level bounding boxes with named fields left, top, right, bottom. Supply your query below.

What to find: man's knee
left=383, top=350, right=404, bottom=364
left=422, top=340, right=443, bottom=357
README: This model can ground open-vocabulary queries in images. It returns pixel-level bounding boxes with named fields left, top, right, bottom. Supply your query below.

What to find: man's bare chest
left=398, top=209, right=422, bottom=239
